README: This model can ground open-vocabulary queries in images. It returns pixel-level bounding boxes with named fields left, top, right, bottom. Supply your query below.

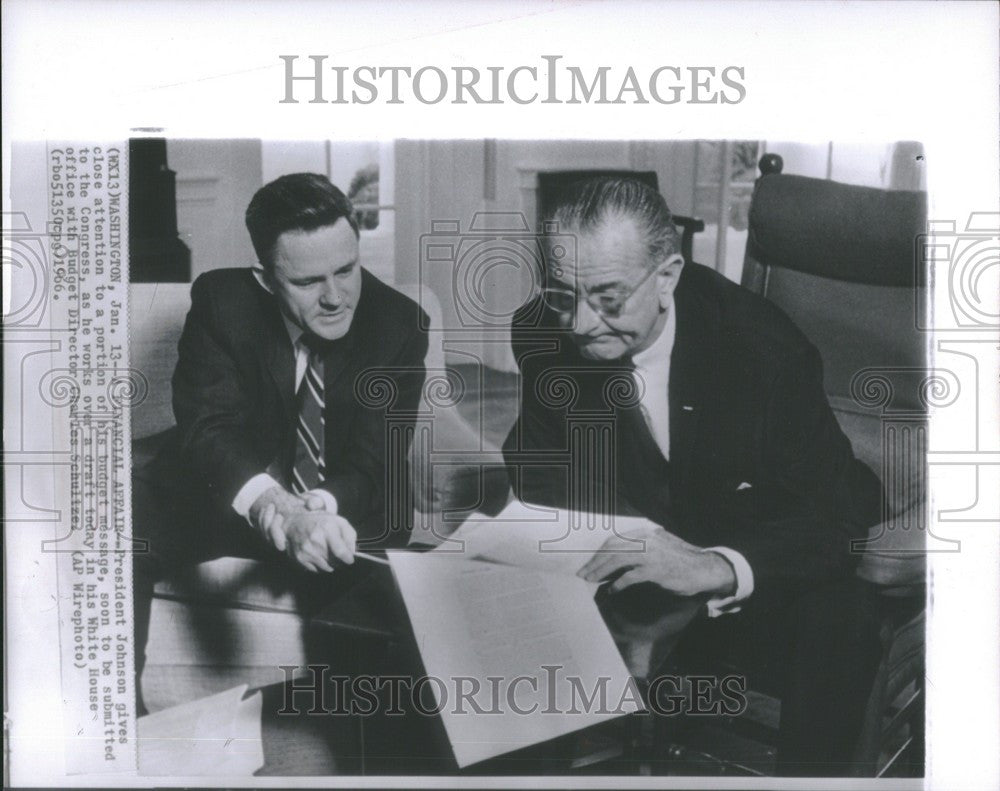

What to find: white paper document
left=137, top=684, right=264, bottom=776
left=439, top=499, right=660, bottom=576
left=387, top=550, right=642, bottom=768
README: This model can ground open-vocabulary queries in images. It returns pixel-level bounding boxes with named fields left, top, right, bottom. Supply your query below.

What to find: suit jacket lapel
left=321, top=269, right=373, bottom=416
left=321, top=335, right=355, bottom=410
left=668, top=269, right=717, bottom=478
left=257, top=285, right=297, bottom=422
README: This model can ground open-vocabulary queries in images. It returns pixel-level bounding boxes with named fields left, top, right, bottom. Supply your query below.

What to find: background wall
left=166, top=139, right=396, bottom=282
left=168, top=139, right=262, bottom=277
left=161, top=138, right=921, bottom=370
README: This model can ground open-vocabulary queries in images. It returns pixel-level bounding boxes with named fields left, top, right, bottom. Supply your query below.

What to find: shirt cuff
left=702, top=546, right=755, bottom=617
left=307, top=488, right=338, bottom=515
left=232, top=473, right=281, bottom=524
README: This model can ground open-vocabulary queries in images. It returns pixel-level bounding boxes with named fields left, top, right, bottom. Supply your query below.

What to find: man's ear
left=656, top=253, right=685, bottom=308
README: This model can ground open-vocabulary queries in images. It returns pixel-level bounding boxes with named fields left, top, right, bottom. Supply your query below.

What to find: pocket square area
left=736, top=481, right=753, bottom=491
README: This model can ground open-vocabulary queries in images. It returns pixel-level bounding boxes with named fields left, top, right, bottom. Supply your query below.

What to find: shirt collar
left=281, top=313, right=304, bottom=348
left=631, top=295, right=676, bottom=373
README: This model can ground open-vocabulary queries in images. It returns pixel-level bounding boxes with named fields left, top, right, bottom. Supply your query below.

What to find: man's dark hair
left=245, top=173, right=359, bottom=270
left=547, top=176, right=681, bottom=265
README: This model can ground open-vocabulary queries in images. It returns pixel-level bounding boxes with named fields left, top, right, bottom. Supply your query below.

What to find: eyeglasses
left=539, top=263, right=660, bottom=320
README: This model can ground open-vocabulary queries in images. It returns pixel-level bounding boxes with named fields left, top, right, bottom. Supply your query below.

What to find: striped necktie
left=291, top=337, right=325, bottom=494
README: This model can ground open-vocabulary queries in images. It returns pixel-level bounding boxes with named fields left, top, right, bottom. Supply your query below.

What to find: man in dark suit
left=133, top=174, right=427, bottom=686
left=503, top=176, right=883, bottom=775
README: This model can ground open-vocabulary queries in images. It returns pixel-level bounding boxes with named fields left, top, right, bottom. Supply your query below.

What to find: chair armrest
left=855, top=499, right=927, bottom=590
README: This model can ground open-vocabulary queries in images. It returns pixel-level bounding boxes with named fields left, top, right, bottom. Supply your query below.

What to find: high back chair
left=739, top=153, right=928, bottom=776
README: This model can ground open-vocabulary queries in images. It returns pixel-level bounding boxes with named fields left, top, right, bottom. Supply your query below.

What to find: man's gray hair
left=546, top=176, right=681, bottom=265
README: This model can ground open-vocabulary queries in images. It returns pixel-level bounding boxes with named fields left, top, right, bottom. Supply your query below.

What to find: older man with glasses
left=503, top=176, right=884, bottom=776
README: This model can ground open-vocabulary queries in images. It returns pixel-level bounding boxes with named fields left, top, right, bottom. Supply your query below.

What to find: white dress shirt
left=631, top=298, right=754, bottom=617
left=231, top=314, right=338, bottom=521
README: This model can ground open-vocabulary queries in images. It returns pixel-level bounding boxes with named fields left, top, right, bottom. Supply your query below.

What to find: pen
left=354, top=551, right=391, bottom=566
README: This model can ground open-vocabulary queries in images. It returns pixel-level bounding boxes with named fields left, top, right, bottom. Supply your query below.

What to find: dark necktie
left=291, top=337, right=325, bottom=493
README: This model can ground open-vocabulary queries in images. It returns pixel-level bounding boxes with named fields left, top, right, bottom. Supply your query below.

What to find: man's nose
left=319, top=280, right=343, bottom=307
left=573, top=298, right=603, bottom=334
